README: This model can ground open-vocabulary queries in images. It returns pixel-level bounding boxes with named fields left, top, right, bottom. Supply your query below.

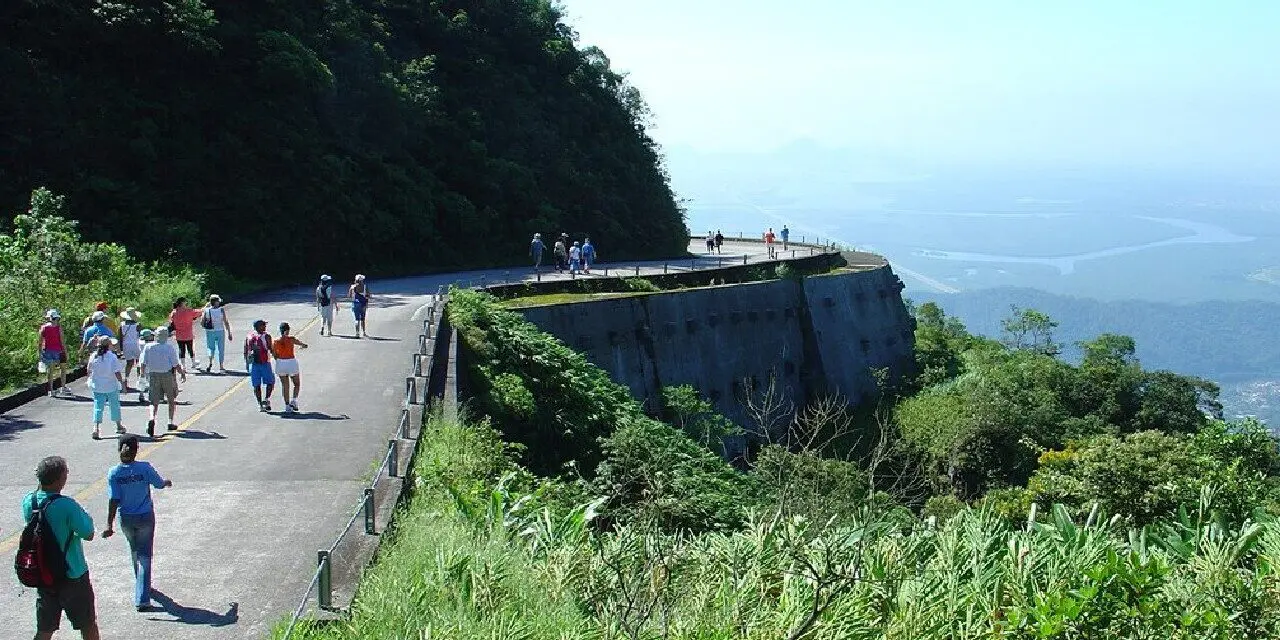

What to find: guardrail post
left=418, top=334, right=428, bottom=354
left=405, top=377, right=417, bottom=405
left=504, top=271, right=510, bottom=285
left=388, top=439, right=400, bottom=478
left=743, top=255, right=748, bottom=265
left=791, top=249, right=796, bottom=259
left=363, top=488, right=376, bottom=535
left=801, top=235, right=805, bottom=244
left=635, top=265, right=640, bottom=276
left=663, top=263, right=668, bottom=274
left=536, top=271, right=541, bottom=282
left=603, top=267, right=609, bottom=276
left=318, top=550, right=332, bottom=609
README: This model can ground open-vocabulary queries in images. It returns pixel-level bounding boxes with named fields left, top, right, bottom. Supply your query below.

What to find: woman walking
left=348, top=274, right=371, bottom=338
left=199, top=294, right=232, bottom=373
left=118, top=307, right=143, bottom=391
left=315, top=275, right=337, bottom=336
left=38, top=309, right=70, bottom=397
left=167, top=297, right=202, bottom=371
left=87, top=335, right=127, bottom=440
left=272, top=322, right=309, bottom=413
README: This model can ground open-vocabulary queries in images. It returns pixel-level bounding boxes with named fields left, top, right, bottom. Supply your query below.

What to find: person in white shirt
left=199, top=294, right=233, bottom=374
left=87, top=335, right=126, bottom=440
left=139, top=327, right=186, bottom=439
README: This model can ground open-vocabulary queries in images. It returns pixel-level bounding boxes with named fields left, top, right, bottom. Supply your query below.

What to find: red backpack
left=14, top=494, right=71, bottom=588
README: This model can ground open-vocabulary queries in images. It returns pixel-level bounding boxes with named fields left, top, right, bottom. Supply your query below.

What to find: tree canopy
left=0, top=0, right=688, bottom=278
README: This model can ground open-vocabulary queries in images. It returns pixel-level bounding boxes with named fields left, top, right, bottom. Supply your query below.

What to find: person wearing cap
left=80, top=310, right=116, bottom=358
left=244, top=320, right=275, bottom=411
left=139, top=326, right=185, bottom=438
left=38, top=309, right=70, bottom=397
left=82, top=301, right=119, bottom=336
left=530, top=233, right=545, bottom=272
left=87, top=334, right=126, bottom=440
left=348, top=274, right=371, bottom=338
left=273, top=322, right=309, bottom=412
left=102, top=435, right=172, bottom=612
left=118, top=308, right=143, bottom=391
left=315, top=275, right=338, bottom=336
left=134, top=329, right=155, bottom=404
left=199, top=294, right=233, bottom=373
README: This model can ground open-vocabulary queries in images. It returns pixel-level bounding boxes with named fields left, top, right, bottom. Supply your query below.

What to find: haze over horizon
left=567, top=0, right=1280, bottom=179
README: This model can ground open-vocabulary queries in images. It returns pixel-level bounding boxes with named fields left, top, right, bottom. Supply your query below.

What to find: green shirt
left=21, top=490, right=93, bottom=579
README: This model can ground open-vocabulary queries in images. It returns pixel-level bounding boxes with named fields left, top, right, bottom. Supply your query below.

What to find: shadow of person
left=172, top=429, right=228, bottom=439
left=278, top=412, right=351, bottom=421
left=149, top=590, right=239, bottom=626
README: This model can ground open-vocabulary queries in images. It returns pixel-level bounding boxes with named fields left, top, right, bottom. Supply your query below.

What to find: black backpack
left=14, top=494, right=71, bottom=588
left=317, top=284, right=331, bottom=306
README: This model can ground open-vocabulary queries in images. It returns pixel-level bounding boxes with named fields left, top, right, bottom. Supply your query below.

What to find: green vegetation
left=0, top=188, right=203, bottom=390
left=282, top=290, right=1280, bottom=638
left=1, top=0, right=688, bottom=279
left=498, top=291, right=645, bottom=309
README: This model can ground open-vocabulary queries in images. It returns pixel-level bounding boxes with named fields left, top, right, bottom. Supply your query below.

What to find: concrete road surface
left=0, top=240, right=789, bottom=638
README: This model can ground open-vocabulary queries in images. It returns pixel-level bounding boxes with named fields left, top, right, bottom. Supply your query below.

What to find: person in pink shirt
left=37, top=309, right=70, bottom=397
left=166, top=297, right=203, bottom=371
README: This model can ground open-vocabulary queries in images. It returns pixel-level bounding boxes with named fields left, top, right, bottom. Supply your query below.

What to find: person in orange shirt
left=272, top=322, right=309, bottom=413
left=166, top=298, right=203, bottom=371
left=764, top=228, right=777, bottom=259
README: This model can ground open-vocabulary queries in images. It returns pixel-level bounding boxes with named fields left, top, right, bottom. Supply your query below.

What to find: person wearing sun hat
left=87, top=334, right=127, bottom=440
left=38, top=308, right=70, bottom=397
left=82, top=300, right=120, bottom=336
left=118, top=307, right=143, bottom=390
left=140, top=326, right=185, bottom=438
left=80, top=309, right=116, bottom=357
left=199, top=293, right=232, bottom=373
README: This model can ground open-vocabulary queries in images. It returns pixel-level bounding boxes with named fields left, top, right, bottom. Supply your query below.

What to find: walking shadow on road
left=149, top=590, right=239, bottom=627
left=278, top=412, right=350, bottom=421
left=172, top=429, right=228, bottom=439
left=0, top=416, right=42, bottom=441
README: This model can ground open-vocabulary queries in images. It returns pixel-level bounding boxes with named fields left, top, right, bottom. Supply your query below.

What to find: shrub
left=752, top=445, right=869, bottom=522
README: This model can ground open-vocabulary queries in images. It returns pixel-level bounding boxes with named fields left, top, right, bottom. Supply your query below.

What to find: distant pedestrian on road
left=22, top=455, right=100, bottom=640
left=118, top=308, right=142, bottom=390
left=140, top=327, right=185, bottom=438
left=245, top=320, right=275, bottom=412
left=134, top=329, right=154, bottom=404
left=80, top=311, right=115, bottom=358
left=714, top=230, right=724, bottom=254
left=530, top=233, right=545, bottom=271
left=569, top=241, right=582, bottom=275
left=273, top=322, right=308, bottom=413
left=764, top=228, right=777, bottom=259
left=38, top=309, right=69, bottom=398
left=102, top=435, right=172, bottom=612
left=316, top=275, right=337, bottom=337
left=199, top=294, right=232, bottom=373
left=553, top=235, right=568, bottom=273
left=582, top=237, right=597, bottom=273
left=349, top=274, right=371, bottom=338
left=705, top=231, right=715, bottom=253
left=781, top=225, right=790, bottom=251
left=167, top=297, right=202, bottom=371
left=87, top=335, right=126, bottom=441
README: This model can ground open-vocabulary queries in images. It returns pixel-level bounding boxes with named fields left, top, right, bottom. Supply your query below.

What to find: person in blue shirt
left=581, top=237, right=597, bottom=273
left=79, top=310, right=116, bottom=356
left=530, top=233, right=545, bottom=271
left=780, top=225, right=790, bottom=250
left=22, top=455, right=100, bottom=640
left=102, top=435, right=172, bottom=611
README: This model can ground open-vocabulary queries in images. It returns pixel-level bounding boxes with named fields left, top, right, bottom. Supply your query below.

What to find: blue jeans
left=205, top=329, right=225, bottom=366
left=92, top=391, right=121, bottom=424
left=120, top=512, right=155, bottom=606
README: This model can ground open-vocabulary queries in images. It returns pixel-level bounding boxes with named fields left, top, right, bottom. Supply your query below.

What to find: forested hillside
left=0, top=0, right=688, bottom=278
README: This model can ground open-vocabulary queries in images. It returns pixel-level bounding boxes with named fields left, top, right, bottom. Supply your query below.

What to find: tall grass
left=282, top=414, right=1280, bottom=639
left=0, top=188, right=204, bottom=390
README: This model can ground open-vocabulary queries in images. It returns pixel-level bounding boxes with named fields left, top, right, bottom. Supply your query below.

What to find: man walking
left=38, top=309, right=70, bottom=397
left=581, top=237, right=597, bottom=273
left=22, top=456, right=100, bottom=640
left=139, top=327, right=185, bottom=438
left=315, top=275, right=337, bottom=336
left=102, top=435, right=172, bottom=612
left=714, top=230, right=724, bottom=254
left=764, top=227, right=777, bottom=259
left=530, top=233, right=545, bottom=272
left=245, top=319, right=275, bottom=411
left=781, top=225, right=790, bottom=251
left=552, top=235, right=568, bottom=273
left=79, top=311, right=115, bottom=357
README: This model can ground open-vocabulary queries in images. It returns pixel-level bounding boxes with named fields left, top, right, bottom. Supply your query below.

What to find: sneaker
left=167, top=423, right=178, bottom=431
left=260, top=401, right=270, bottom=412
left=289, top=400, right=299, bottom=412
left=116, top=425, right=127, bottom=435
left=91, top=428, right=100, bottom=440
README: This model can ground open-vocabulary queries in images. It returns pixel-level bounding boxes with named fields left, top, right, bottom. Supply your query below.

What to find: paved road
left=0, top=240, right=791, bottom=638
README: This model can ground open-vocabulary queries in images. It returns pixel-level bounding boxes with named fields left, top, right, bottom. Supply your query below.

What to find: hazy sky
left=565, top=0, right=1280, bottom=174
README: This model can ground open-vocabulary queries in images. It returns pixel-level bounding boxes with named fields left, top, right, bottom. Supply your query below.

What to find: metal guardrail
left=280, top=284, right=448, bottom=640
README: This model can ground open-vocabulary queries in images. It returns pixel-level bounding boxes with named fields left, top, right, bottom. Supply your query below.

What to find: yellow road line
left=0, top=314, right=321, bottom=554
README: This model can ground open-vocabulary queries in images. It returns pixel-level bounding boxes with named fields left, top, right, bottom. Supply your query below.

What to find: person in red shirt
left=166, top=297, right=203, bottom=371
left=764, top=228, right=777, bottom=259
left=37, top=309, right=69, bottom=397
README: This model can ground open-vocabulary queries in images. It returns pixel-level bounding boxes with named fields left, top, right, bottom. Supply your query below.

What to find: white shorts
left=319, top=304, right=335, bottom=325
left=274, top=358, right=300, bottom=376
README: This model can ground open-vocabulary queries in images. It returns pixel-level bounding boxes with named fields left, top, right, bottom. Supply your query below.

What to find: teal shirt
left=21, top=490, right=93, bottom=579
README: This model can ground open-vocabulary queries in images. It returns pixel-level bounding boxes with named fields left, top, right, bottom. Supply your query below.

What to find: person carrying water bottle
left=348, top=274, right=371, bottom=338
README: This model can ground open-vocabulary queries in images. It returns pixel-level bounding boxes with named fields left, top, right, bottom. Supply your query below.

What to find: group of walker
left=529, top=232, right=598, bottom=274
left=33, top=274, right=373, bottom=440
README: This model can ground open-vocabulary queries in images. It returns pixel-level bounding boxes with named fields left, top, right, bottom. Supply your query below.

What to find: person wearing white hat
left=199, top=294, right=232, bottom=373
left=315, top=275, right=338, bottom=336
left=348, top=274, right=371, bottom=338
left=80, top=310, right=116, bottom=357
left=139, top=326, right=185, bottom=438
left=38, top=309, right=70, bottom=397
left=118, top=308, right=143, bottom=390
left=87, top=334, right=127, bottom=440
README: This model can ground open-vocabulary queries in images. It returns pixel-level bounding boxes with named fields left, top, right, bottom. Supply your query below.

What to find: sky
left=563, top=0, right=1280, bottom=175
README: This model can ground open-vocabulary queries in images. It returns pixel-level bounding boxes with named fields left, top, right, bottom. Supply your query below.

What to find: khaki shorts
left=37, top=572, right=96, bottom=632
left=148, top=371, right=179, bottom=404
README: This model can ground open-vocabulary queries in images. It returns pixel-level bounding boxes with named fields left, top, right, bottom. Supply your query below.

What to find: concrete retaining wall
left=516, top=264, right=915, bottom=430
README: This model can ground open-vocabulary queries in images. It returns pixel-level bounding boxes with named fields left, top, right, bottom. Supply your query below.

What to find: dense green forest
left=0, top=0, right=688, bottom=279
left=278, top=288, right=1280, bottom=639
